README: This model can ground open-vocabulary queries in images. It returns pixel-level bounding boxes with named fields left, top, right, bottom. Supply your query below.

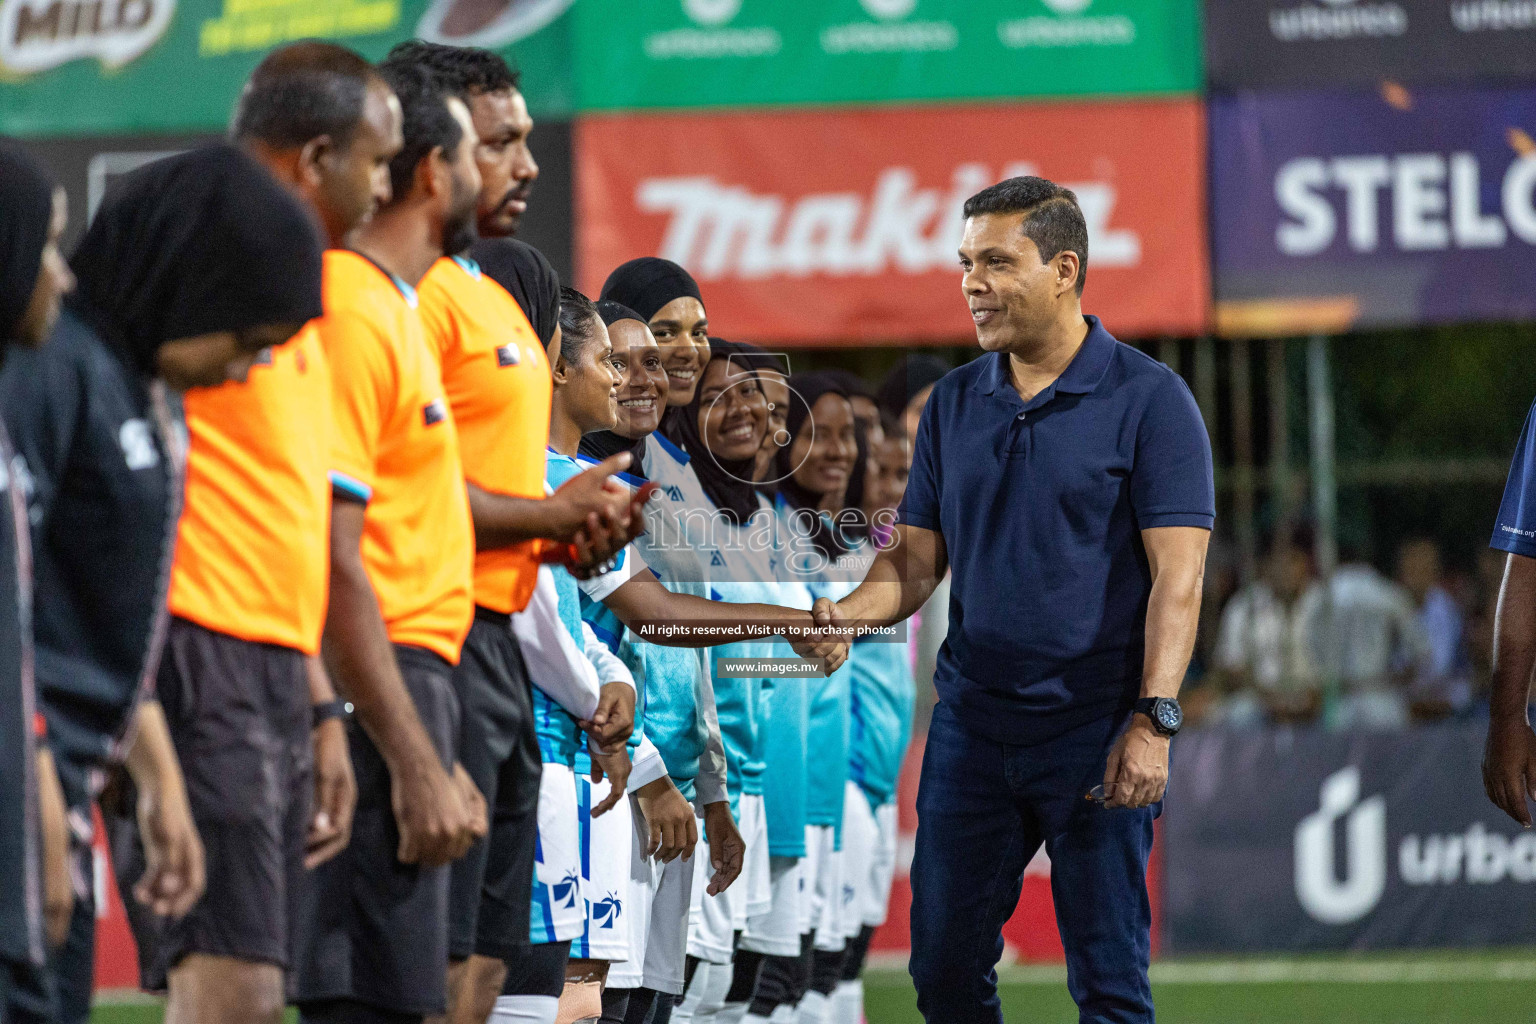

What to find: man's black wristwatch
left=312, top=699, right=349, bottom=730
left=1133, top=697, right=1182, bottom=737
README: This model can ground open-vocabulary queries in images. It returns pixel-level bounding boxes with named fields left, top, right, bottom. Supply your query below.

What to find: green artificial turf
left=860, top=954, right=1536, bottom=1023
left=89, top=954, right=1536, bottom=1024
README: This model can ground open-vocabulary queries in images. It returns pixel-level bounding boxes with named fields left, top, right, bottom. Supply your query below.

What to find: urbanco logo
left=860, top=0, right=917, bottom=20
left=1041, top=0, right=1093, bottom=13
left=684, top=0, right=741, bottom=26
left=1267, top=0, right=1408, bottom=41
left=999, top=0, right=1135, bottom=49
left=647, top=0, right=777, bottom=59
left=823, top=0, right=955, bottom=53
left=1294, top=767, right=1387, bottom=925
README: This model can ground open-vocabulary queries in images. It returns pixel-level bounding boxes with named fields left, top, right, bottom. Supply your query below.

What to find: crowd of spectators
left=1186, top=524, right=1498, bottom=730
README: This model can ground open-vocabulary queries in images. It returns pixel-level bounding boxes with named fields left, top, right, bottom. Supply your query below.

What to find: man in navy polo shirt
left=1483, top=402, right=1536, bottom=827
left=812, top=176, right=1213, bottom=1023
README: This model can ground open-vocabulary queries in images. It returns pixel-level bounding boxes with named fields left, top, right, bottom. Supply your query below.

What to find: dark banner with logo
left=1164, top=724, right=1536, bottom=952
left=21, top=126, right=575, bottom=284
left=1210, top=86, right=1536, bottom=336
left=1206, top=0, right=1536, bottom=90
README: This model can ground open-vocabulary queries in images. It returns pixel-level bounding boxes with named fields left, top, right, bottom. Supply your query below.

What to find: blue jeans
left=909, top=703, right=1157, bottom=1024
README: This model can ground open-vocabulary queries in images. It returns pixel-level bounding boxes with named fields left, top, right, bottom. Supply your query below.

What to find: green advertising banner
left=0, top=0, right=577, bottom=136
left=573, top=0, right=1202, bottom=111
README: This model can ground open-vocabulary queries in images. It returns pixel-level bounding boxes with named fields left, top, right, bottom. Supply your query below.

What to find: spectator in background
left=1467, top=547, right=1506, bottom=706
left=1183, top=533, right=1236, bottom=719
left=1313, top=544, right=1431, bottom=731
left=1209, top=525, right=1323, bottom=726
left=877, top=354, right=949, bottom=446
left=1396, top=537, right=1472, bottom=720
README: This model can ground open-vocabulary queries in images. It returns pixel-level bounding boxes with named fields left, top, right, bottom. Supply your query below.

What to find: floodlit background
left=8, top=0, right=1536, bottom=1019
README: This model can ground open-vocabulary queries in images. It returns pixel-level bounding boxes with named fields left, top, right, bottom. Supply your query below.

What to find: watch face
left=1157, top=701, right=1182, bottom=732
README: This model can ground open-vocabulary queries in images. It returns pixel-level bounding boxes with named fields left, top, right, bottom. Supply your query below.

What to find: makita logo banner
left=576, top=103, right=1208, bottom=344
left=1165, top=724, right=1536, bottom=953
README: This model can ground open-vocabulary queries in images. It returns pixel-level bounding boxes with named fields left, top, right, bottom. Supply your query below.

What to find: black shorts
left=154, top=617, right=312, bottom=985
left=292, top=644, right=460, bottom=1016
left=448, top=611, right=541, bottom=961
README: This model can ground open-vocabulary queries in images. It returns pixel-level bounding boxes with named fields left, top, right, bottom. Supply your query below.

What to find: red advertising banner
left=576, top=102, right=1209, bottom=345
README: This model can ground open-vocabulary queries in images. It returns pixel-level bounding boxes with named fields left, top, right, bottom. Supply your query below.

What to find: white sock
left=795, top=990, right=830, bottom=1024
left=716, top=1003, right=751, bottom=1024
left=768, top=1008, right=798, bottom=1024
left=675, top=961, right=734, bottom=1023
left=491, top=993, right=560, bottom=1024
left=673, top=961, right=713, bottom=1022
left=742, top=1016, right=773, bottom=1024
left=829, top=980, right=863, bottom=1024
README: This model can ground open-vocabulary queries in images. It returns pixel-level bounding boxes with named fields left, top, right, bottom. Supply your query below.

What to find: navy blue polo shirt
left=1493, top=398, right=1536, bottom=558
left=898, top=316, right=1214, bottom=745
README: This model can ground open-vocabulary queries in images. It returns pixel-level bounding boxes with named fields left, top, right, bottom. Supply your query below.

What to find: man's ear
left=296, top=135, right=334, bottom=190
left=1055, top=250, right=1081, bottom=297
left=551, top=355, right=568, bottom=386
left=415, top=145, right=448, bottom=200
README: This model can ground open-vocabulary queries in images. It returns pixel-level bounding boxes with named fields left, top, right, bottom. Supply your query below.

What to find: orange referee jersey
left=417, top=256, right=551, bottom=617
left=168, top=322, right=331, bottom=654
left=320, top=250, right=474, bottom=665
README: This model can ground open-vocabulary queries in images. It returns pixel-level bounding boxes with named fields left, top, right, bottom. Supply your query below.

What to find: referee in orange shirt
left=284, top=61, right=487, bottom=1024
left=384, top=43, right=641, bottom=1024
left=146, top=43, right=404, bottom=1024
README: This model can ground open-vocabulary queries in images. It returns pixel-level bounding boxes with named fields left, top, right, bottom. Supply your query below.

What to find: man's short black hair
left=385, top=39, right=520, bottom=104
left=231, top=40, right=378, bottom=149
left=375, top=59, right=464, bottom=206
left=963, top=176, right=1089, bottom=295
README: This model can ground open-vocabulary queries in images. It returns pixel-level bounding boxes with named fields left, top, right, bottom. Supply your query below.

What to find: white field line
left=865, top=956, right=1536, bottom=986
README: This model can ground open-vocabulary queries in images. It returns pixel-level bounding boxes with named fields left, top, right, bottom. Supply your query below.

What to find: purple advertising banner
left=1211, top=86, right=1536, bottom=336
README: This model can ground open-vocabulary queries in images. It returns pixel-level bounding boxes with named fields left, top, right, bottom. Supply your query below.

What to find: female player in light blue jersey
left=748, top=374, right=871, bottom=1024
left=555, top=293, right=842, bottom=1023
left=832, top=418, right=916, bottom=1024
left=662, top=339, right=804, bottom=1023
left=496, top=287, right=633, bottom=1024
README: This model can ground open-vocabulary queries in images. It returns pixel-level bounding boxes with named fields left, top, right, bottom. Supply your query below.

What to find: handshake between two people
left=786, top=597, right=858, bottom=675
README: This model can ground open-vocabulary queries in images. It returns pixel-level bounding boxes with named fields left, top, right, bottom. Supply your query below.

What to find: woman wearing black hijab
left=1, top=143, right=324, bottom=1020
left=600, top=258, right=712, bottom=437
left=471, top=235, right=562, bottom=359
left=69, top=143, right=324, bottom=390
left=752, top=372, right=870, bottom=1023
left=0, top=139, right=74, bottom=359
left=0, top=136, right=74, bottom=1024
left=771, top=372, right=868, bottom=555
left=665, top=337, right=769, bottom=527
